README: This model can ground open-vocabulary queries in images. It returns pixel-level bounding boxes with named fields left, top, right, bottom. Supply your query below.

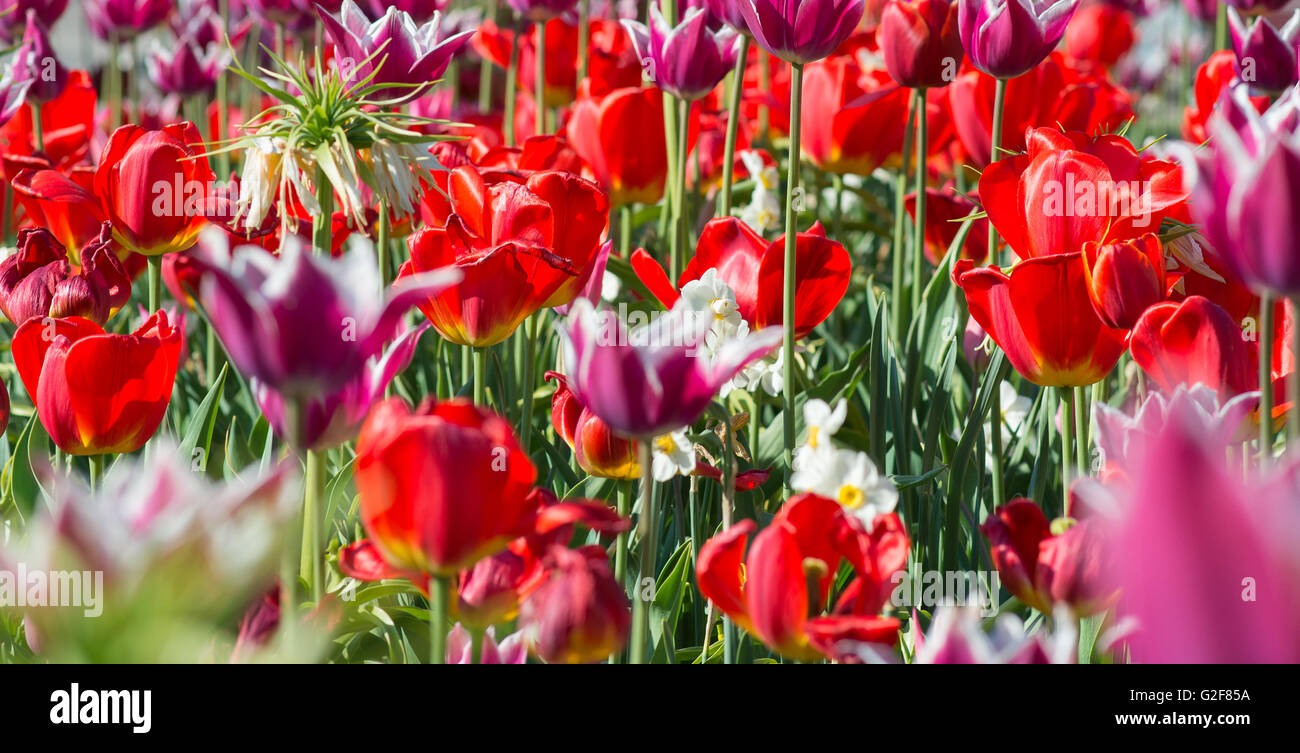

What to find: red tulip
left=801, top=55, right=910, bottom=175
left=696, top=494, right=908, bottom=662
left=13, top=121, right=215, bottom=257
left=1063, top=3, right=1134, bottom=70
left=946, top=53, right=1133, bottom=168
left=401, top=166, right=607, bottom=347
left=979, top=127, right=1185, bottom=261
left=878, top=0, right=964, bottom=89
left=11, top=310, right=182, bottom=455
left=354, top=398, right=541, bottom=576
left=904, top=186, right=989, bottom=264
left=632, top=217, right=851, bottom=339
left=954, top=253, right=1129, bottom=387
left=1129, top=295, right=1259, bottom=402
left=0, top=69, right=96, bottom=171
left=1182, top=51, right=1269, bottom=145
left=565, top=84, right=669, bottom=207
left=546, top=371, right=640, bottom=480
left=1080, top=233, right=1167, bottom=331
left=981, top=498, right=1109, bottom=615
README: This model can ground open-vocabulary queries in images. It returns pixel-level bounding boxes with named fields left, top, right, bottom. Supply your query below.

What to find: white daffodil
left=989, top=381, right=1032, bottom=447
left=791, top=446, right=898, bottom=525
left=652, top=429, right=695, bottom=481
left=737, top=149, right=781, bottom=233
left=680, top=268, right=744, bottom=332
left=803, top=398, right=848, bottom=451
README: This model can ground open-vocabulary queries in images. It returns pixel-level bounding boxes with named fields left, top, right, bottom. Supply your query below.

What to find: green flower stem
left=675, top=97, right=690, bottom=277
left=610, top=480, right=632, bottom=664
left=535, top=21, right=547, bottom=136
left=1259, top=293, right=1274, bottom=464
left=912, top=87, right=928, bottom=316
left=147, top=255, right=162, bottom=313
left=890, top=90, right=916, bottom=345
left=1059, top=387, right=1074, bottom=505
left=1074, top=385, right=1088, bottom=477
left=620, top=204, right=633, bottom=258
left=473, top=346, right=487, bottom=406
left=376, top=203, right=390, bottom=288
left=718, top=35, right=750, bottom=218
left=429, top=576, right=451, bottom=664
left=782, top=62, right=804, bottom=485
left=312, top=167, right=334, bottom=256
left=301, top=448, right=325, bottom=602
left=31, top=104, right=44, bottom=152
left=987, top=77, right=1008, bottom=507
left=578, top=0, right=589, bottom=81
left=519, top=314, right=538, bottom=452
left=504, top=27, right=519, bottom=146
left=988, top=77, right=1007, bottom=264
left=629, top=442, right=657, bottom=664
left=88, top=455, right=104, bottom=494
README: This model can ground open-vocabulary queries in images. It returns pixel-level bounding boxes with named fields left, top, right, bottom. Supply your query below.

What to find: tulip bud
left=520, top=546, right=630, bottom=664
left=1081, top=234, right=1166, bottom=331
left=879, top=0, right=964, bottom=89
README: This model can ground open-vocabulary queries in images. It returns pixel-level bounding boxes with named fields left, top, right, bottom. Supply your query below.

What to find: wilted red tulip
left=565, top=84, right=668, bottom=207
left=1129, top=295, right=1260, bottom=402
left=981, top=498, right=1109, bottom=615
left=11, top=310, right=182, bottom=455
left=955, top=253, right=1129, bottom=387
left=979, top=127, right=1185, bottom=261
left=546, top=371, right=640, bottom=480
left=878, top=0, right=964, bottom=89
left=801, top=55, right=910, bottom=175
left=1080, top=233, right=1167, bottom=331
left=696, top=494, right=908, bottom=662
left=401, top=166, right=607, bottom=347
left=354, top=398, right=539, bottom=576
left=0, top=224, right=131, bottom=325
left=518, top=545, right=631, bottom=664
left=632, top=217, right=851, bottom=339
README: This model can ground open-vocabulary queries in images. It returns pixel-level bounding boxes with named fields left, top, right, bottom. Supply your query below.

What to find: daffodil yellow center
left=655, top=435, right=676, bottom=454
left=837, top=484, right=864, bottom=510
left=807, top=426, right=820, bottom=449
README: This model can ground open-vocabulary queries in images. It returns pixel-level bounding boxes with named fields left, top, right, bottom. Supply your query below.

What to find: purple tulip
left=737, top=0, right=866, bottom=64
left=557, top=298, right=781, bottom=439
left=956, top=0, right=1078, bottom=79
left=85, top=0, right=175, bottom=40
left=1107, top=402, right=1300, bottom=663
left=365, top=0, right=449, bottom=23
left=194, top=229, right=461, bottom=402
left=623, top=5, right=741, bottom=101
left=505, top=0, right=579, bottom=22
left=147, top=35, right=229, bottom=97
left=1230, top=8, right=1300, bottom=94
left=317, top=0, right=474, bottom=102
left=247, top=0, right=312, bottom=29
left=0, top=0, right=69, bottom=41
left=447, top=623, right=528, bottom=664
left=11, top=10, right=67, bottom=104
left=254, top=321, right=430, bottom=451
left=703, top=0, right=749, bottom=31
left=1226, top=0, right=1294, bottom=13
left=911, top=606, right=1076, bottom=664
left=1178, top=86, right=1300, bottom=298
left=0, top=55, right=33, bottom=127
